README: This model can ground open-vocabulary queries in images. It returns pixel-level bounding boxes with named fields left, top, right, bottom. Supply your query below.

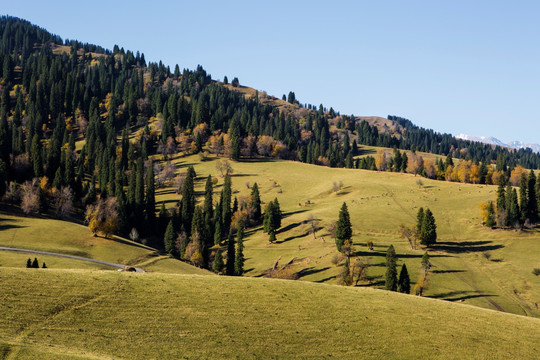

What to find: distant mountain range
left=456, top=134, right=540, bottom=154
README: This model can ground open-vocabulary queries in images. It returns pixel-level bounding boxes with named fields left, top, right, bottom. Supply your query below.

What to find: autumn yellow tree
left=85, top=197, right=119, bottom=238
left=406, top=152, right=423, bottom=176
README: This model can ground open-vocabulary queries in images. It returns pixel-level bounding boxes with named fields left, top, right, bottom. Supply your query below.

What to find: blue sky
left=4, top=1, right=540, bottom=143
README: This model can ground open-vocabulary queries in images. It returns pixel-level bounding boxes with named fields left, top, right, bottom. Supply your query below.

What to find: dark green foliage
left=397, top=264, right=410, bottom=294
left=385, top=245, right=397, bottom=291
left=182, top=166, right=196, bottom=235
left=527, top=170, right=538, bottom=223
left=212, top=249, right=224, bottom=274
left=485, top=201, right=496, bottom=228
left=0, top=158, right=6, bottom=197
left=234, top=223, right=245, bottom=276
left=42, top=262, right=47, bottom=268
left=420, top=208, right=437, bottom=246
left=263, top=198, right=282, bottom=242
left=145, top=161, right=155, bottom=226
left=164, top=220, right=176, bottom=255
left=496, top=178, right=506, bottom=211
left=221, top=174, right=232, bottom=237
left=421, top=252, right=431, bottom=270
left=416, top=207, right=424, bottom=234
left=335, top=202, right=352, bottom=252
left=231, top=77, right=239, bottom=87
left=519, top=174, right=528, bottom=224
left=250, top=182, right=261, bottom=222
left=225, top=230, right=235, bottom=276
left=31, top=257, right=39, bottom=268
left=26, top=258, right=32, bottom=268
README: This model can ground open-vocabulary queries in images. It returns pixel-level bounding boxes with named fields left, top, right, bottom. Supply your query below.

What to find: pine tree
left=226, top=230, right=235, bottom=276
left=496, top=177, right=506, bottom=211
left=486, top=201, right=496, bottom=228
left=212, top=249, right=224, bottom=274
left=145, top=160, right=155, bottom=227
left=385, top=245, right=397, bottom=291
left=31, top=257, right=39, bottom=268
left=335, top=202, right=352, bottom=252
left=221, top=174, right=232, bottom=236
left=527, top=170, right=538, bottom=223
left=250, top=182, right=262, bottom=223
left=416, top=207, right=424, bottom=238
left=420, top=208, right=437, bottom=246
left=203, top=175, right=213, bottom=216
left=234, top=222, right=245, bottom=276
left=26, top=258, right=32, bottom=268
left=164, top=220, right=176, bottom=255
left=397, top=264, right=410, bottom=294
left=519, top=173, right=528, bottom=224
left=42, top=262, right=47, bottom=268
left=182, top=166, right=196, bottom=234
left=263, top=198, right=282, bottom=242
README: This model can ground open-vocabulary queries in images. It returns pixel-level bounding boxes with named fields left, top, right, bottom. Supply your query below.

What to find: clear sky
left=4, top=1, right=540, bottom=143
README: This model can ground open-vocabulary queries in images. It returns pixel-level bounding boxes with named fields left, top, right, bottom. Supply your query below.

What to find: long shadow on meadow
left=0, top=217, right=26, bottom=232
left=429, top=290, right=498, bottom=302
left=429, top=241, right=504, bottom=254
left=297, top=266, right=331, bottom=279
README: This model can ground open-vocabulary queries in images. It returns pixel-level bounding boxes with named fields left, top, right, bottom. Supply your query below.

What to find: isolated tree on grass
left=335, top=202, right=352, bottom=252
left=250, top=182, right=262, bottom=223
left=385, top=245, right=397, bottom=291
left=397, top=264, right=410, bottom=294
left=263, top=198, right=282, bottom=242
left=420, top=208, right=437, bottom=246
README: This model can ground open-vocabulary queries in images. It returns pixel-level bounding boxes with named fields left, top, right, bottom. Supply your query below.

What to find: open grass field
left=0, top=268, right=539, bottom=359
left=155, top=154, right=540, bottom=317
left=0, top=213, right=212, bottom=276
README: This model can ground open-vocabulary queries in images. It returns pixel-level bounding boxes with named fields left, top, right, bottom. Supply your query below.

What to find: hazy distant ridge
left=456, top=134, right=540, bottom=154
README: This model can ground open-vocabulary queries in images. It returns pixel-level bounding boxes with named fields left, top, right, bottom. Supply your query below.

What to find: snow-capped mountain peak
left=455, top=134, right=540, bottom=154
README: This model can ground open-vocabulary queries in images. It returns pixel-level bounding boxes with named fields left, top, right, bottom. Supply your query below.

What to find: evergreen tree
left=221, top=174, right=232, bottom=236
left=496, top=177, right=506, bottom=211
left=485, top=201, right=496, bottom=228
left=519, top=173, right=528, bottom=224
left=225, top=230, right=235, bottom=276
left=263, top=198, right=282, bottom=242
left=30, top=134, right=42, bottom=178
left=527, top=170, right=538, bottom=223
left=145, top=161, right=156, bottom=227
left=212, top=249, right=224, bottom=274
left=335, top=202, right=352, bottom=252
left=182, top=166, right=196, bottom=234
left=420, top=208, right=437, bottom=246
left=164, top=220, right=176, bottom=255
left=385, top=245, right=397, bottom=291
left=31, top=257, right=39, bottom=268
left=26, top=258, right=32, bottom=268
left=250, top=182, right=262, bottom=223
left=397, top=263, right=410, bottom=294
left=416, top=207, right=424, bottom=237
left=234, top=222, right=245, bottom=276
left=42, top=262, right=47, bottom=269
left=203, top=175, right=213, bottom=216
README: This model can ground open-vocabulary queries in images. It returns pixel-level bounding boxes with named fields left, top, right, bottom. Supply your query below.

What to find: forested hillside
left=1, top=15, right=540, bottom=271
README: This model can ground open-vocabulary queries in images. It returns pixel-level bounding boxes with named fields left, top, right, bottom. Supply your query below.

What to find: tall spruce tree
left=212, top=249, right=224, bottom=274
left=519, top=174, right=528, bottom=224
left=250, top=182, right=262, bottom=223
left=335, top=202, right=352, bottom=252
left=225, top=230, right=235, bottom=275
left=182, top=166, right=196, bottom=234
left=397, top=263, right=410, bottom=294
left=145, top=161, right=155, bottom=227
left=234, top=222, right=245, bottom=276
left=527, top=170, right=538, bottom=223
left=164, top=220, right=176, bottom=255
left=420, top=208, right=437, bottom=246
left=385, top=244, right=397, bottom=291
left=221, top=174, right=232, bottom=236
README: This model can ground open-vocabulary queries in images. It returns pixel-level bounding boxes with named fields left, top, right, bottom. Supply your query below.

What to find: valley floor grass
left=0, top=268, right=539, bottom=359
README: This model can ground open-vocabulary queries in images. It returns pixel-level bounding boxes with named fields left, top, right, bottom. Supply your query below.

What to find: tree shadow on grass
left=281, top=209, right=308, bottom=218
left=297, top=266, right=330, bottom=279
left=0, top=217, right=26, bottom=231
left=314, top=275, right=337, bottom=283
left=429, top=241, right=504, bottom=254
left=276, top=222, right=303, bottom=235
left=429, top=290, right=498, bottom=302
left=353, top=250, right=451, bottom=259
left=431, top=269, right=466, bottom=274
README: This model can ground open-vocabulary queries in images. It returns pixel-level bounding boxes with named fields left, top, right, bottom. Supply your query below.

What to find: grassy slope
left=0, top=213, right=212, bottom=275
left=156, top=154, right=540, bottom=317
left=0, top=268, right=538, bottom=359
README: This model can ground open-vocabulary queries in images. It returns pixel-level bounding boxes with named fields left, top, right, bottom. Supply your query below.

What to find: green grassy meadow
left=154, top=154, right=540, bottom=317
left=0, top=213, right=211, bottom=275
left=0, top=268, right=538, bottom=359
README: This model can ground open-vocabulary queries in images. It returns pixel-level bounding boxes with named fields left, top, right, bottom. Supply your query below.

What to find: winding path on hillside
left=0, top=246, right=145, bottom=272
